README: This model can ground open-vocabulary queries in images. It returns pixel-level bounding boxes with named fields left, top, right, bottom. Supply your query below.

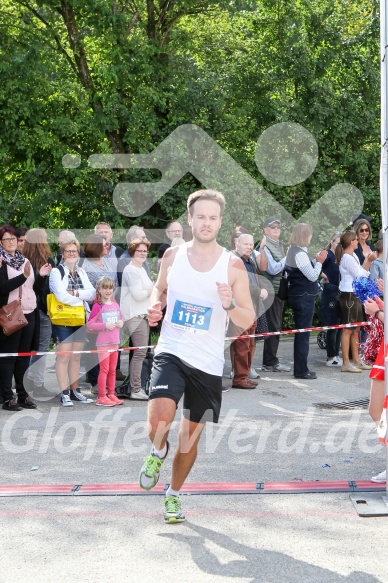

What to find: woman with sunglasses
left=353, top=219, right=375, bottom=265
left=353, top=219, right=376, bottom=345
left=0, top=225, right=50, bottom=411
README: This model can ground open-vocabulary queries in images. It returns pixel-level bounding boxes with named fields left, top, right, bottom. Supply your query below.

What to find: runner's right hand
left=147, top=301, right=163, bottom=326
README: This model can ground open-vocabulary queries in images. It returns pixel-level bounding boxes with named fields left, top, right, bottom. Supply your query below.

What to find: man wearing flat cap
left=258, top=217, right=290, bottom=372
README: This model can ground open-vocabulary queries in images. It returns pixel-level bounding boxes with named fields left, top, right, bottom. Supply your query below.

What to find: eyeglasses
left=168, top=229, right=183, bottom=234
left=135, top=249, right=148, bottom=253
left=64, top=250, right=78, bottom=255
left=269, top=225, right=281, bottom=230
left=2, top=237, right=17, bottom=243
left=359, top=228, right=370, bottom=233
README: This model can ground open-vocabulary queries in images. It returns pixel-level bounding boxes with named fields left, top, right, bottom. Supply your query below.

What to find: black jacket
left=0, top=261, right=46, bottom=349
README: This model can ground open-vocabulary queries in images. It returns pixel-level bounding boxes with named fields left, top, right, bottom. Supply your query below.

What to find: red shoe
left=96, top=396, right=115, bottom=407
left=108, top=395, right=124, bottom=406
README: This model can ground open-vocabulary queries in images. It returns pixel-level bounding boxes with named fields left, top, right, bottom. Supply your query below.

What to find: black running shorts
left=148, top=352, right=222, bottom=423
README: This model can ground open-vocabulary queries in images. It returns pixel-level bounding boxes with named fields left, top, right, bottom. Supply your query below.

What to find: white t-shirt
left=339, top=253, right=369, bottom=292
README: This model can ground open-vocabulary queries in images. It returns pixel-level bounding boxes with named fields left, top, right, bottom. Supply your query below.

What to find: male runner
left=139, top=189, right=255, bottom=523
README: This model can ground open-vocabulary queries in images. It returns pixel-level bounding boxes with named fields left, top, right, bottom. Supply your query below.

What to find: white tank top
left=155, top=243, right=230, bottom=376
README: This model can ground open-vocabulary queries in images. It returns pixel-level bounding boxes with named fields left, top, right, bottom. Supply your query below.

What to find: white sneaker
left=371, top=469, right=386, bottom=483
left=130, top=389, right=149, bottom=401
left=335, top=356, right=343, bottom=365
left=248, top=367, right=260, bottom=379
left=326, top=358, right=342, bottom=367
left=60, top=392, right=74, bottom=407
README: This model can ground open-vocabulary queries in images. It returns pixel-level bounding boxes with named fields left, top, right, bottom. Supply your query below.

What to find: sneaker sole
left=130, top=396, right=149, bottom=401
left=139, top=481, right=158, bottom=491
left=164, top=515, right=186, bottom=524
left=95, top=402, right=115, bottom=407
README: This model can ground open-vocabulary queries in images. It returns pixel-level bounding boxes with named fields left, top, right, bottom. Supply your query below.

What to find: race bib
left=171, top=300, right=213, bottom=333
left=102, top=310, right=119, bottom=325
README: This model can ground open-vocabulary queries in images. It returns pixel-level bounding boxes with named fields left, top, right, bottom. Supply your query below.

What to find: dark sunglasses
left=359, top=228, right=369, bottom=233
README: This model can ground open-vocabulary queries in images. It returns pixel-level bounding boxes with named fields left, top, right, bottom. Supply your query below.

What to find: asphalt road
left=0, top=337, right=387, bottom=582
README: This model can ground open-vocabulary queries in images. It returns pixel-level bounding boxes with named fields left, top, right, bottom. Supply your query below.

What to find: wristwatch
left=223, top=298, right=236, bottom=311
left=374, top=309, right=381, bottom=319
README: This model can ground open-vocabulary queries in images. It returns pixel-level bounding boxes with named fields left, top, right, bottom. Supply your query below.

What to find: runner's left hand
left=216, top=282, right=233, bottom=308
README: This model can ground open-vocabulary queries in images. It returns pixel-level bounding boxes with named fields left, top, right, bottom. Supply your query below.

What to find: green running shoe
left=139, top=442, right=169, bottom=490
left=164, top=496, right=186, bottom=524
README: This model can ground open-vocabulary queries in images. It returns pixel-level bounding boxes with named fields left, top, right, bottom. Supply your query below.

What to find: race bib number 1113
left=171, top=300, right=213, bottom=333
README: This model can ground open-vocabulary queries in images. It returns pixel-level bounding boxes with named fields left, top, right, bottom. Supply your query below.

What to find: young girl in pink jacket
left=87, top=276, right=124, bottom=406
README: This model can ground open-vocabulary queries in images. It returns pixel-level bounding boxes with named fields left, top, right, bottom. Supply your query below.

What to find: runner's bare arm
left=216, top=255, right=255, bottom=330
left=148, top=246, right=179, bottom=326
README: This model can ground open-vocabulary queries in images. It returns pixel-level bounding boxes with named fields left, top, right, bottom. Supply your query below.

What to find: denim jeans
left=26, top=310, right=52, bottom=387
left=288, top=294, right=316, bottom=376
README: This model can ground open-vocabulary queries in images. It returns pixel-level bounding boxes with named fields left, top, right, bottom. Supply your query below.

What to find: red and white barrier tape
left=0, top=321, right=371, bottom=358
left=227, top=321, right=371, bottom=341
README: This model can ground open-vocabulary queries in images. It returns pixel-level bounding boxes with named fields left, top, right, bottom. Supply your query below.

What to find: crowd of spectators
left=0, top=213, right=383, bottom=414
